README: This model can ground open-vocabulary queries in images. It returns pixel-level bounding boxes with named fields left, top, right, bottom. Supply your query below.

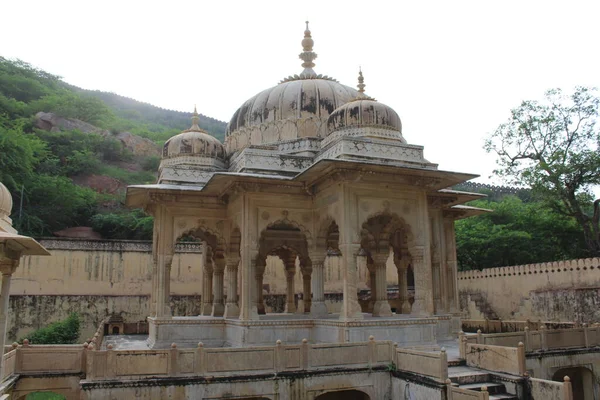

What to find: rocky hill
left=0, top=56, right=226, bottom=239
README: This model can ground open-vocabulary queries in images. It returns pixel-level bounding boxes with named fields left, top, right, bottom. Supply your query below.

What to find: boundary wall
left=458, top=258, right=600, bottom=322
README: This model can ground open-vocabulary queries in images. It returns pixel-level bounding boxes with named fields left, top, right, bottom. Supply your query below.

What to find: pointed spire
left=357, top=67, right=365, bottom=94
left=190, top=105, right=200, bottom=130
left=299, top=21, right=317, bottom=78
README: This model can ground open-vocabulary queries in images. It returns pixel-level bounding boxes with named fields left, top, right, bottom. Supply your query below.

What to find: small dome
left=0, top=182, right=13, bottom=218
left=326, top=70, right=403, bottom=137
left=326, top=98, right=402, bottom=134
left=162, top=108, right=226, bottom=162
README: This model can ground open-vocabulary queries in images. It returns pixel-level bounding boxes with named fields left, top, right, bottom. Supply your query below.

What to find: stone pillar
left=152, top=205, right=174, bottom=318
left=211, top=255, right=225, bottom=317
left=302, top=266, right=312, bottom=313
left=367, top=262, right=376, bottom=313
left=255, top=259, right=266, bottom=315
left=224, top=257, right=240, bottom=318
left=396, top=251, right=411, bottom=314
left=411, top=245, right=434, bottom=316
left=339, top=244, right=363, bottom=320
left=372, top=252, right=392, bottom=317
left=310, top=250, right=327, bottom=318
left=444, top=218, right=459, bottom=312
left=284, top=256, right=297, bottom=313
left=201, top=249, right=214, bottom=316
left=0, top=258, right=17, bottom=379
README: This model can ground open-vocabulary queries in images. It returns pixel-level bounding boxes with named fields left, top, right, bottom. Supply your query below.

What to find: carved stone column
left=211, top=255, right=225, bottom=317
left=0, top=257, right=17, bottom=379
left=224, top=257, right=240, bottom=318
left=201, top=248, right=214, bottom=316
left=339, top=244, right=363, bottom=320
left=372, top=252, right=392, bottom=317
left=284, top=256, right=297, bottom=313
left=301, top=266, right=312, bottom=313
left=411, top=246, right=434, bottom=316
left=310, top=250, right=327, bottom=318
left=444, top=218, right=459, bottom=312
left=152, top=205, right=174, bottom=318
left=255, top=258, right=266, bottom=315
left=396, top=251, right=411, bottom=314
left=367, top=261, right=376, bottom=313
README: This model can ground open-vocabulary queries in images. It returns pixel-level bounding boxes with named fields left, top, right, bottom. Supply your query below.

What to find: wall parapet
left=36, top=237, right=202, bottom=253
left=529, top=376, right=573, bottom=400
left=395, top=346, right=448, bottom=382
left=459, top=324, right=600, bottom=354
left=461, top=319, right=575, bottom=334
left=84, top=338, right=393, bottom=381
left=458, top=258, right=599, bottom=281
left=465, top=342, right=526, bottom=376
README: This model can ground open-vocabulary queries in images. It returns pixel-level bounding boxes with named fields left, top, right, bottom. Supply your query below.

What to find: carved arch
left=360, top=211, right=416, bottom=255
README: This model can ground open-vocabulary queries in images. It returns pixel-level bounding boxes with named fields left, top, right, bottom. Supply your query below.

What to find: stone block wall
left=458, top=258, right=600, bottom=323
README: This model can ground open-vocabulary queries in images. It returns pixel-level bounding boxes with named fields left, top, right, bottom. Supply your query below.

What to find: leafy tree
left=456, top=196, right=587, bottom=270
left=485, top=86, right=600, bottom=256
left=22, top=313, right=81, bottom=344
left=91, top=209, right=153, bottom=240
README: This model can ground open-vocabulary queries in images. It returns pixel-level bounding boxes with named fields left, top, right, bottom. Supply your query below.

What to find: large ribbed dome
left=225, top=23, right=360, bottom=155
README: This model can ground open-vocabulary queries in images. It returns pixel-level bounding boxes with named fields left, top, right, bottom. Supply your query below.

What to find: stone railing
left=459, top=324, right=600, bottom=353
left=36, top=237, right=202, bottom=253
left=1, top=349, right=16, bottom=381
left=458, top=258, right=599, bottom=282
left=464, top=343, right=526, bottom=376
left=86, top=338, right=394, bottom=381
left=85, top=318, right=108, bottom=350
left=461, top=319, right=575, bottom=333
left=14, top=342, right=85, bottom=375
left=446, top=380, right=489, bottom=400
left=529, top=376, right=573, bottom=400
left=394, top=346, right=448, bottom=382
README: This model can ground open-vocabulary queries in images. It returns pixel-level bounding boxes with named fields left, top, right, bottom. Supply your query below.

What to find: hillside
left=0, top=57, right=226, bottom=239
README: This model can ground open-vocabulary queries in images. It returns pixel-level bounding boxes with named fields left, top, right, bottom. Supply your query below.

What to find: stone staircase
left=466, top=292, right=501, bottom=320
left=449, top=366, right=519, bottom=399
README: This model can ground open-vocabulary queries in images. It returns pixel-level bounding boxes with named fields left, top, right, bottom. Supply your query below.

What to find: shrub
left=22, top=313, right=81, bottom=344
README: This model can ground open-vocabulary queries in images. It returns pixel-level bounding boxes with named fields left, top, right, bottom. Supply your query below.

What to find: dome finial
left=299, top=21, right=317, bottom=78
left=190, top=105, right=200, bottom=130
left=357, top=67, right=365, bottom=94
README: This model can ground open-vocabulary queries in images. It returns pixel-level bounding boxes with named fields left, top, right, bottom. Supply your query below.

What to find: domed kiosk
left=126, top=22, right=490, bottom=350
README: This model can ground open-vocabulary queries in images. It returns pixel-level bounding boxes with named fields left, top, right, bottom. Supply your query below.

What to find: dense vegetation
left=21, top=313, right=81, bottom=345
left=455, top=191, right=587, bottom=270
left=0, top=57, right=225, bottom=237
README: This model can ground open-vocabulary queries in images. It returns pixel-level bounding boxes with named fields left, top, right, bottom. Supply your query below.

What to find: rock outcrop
left=34, top=112, right=159, bottom=157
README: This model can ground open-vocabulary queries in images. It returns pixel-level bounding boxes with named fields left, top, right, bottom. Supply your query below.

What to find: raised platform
left=146, top=313, right=461, bottom=349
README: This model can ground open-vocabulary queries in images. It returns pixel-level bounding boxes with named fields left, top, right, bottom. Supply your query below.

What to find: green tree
left=485, top=86, right=600, bottom=256
left=456, top=196, right=587, bottom=270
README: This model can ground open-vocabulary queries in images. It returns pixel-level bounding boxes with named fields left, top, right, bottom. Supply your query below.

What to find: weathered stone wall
left=458, top=258, right=600, bottom=323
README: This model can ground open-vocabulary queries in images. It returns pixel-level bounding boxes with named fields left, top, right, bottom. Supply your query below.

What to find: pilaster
left=224, top=257, right=240, bottom=318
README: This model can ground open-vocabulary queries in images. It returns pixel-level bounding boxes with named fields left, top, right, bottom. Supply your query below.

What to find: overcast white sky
left=2, top=0, right=599, bottom=184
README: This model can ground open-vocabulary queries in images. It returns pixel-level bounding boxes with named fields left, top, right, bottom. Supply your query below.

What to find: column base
left=411, top=299, right=431, bottom=316
left=201, top=304, right=212, bottom=316
left=372, top=300, right=392, bottom=317
left=339, top=302, right=364, bottom=321
left=310, top=301, right=328, bottom=318
left=211, top=303, right=224, bottom=317
left=401, top=301, right=412, bottom=314
left=257, top=302, right=266, bottom=315
left=224, top=303, right=239, bottom=318
left=284, top=303, right=297, bottom=313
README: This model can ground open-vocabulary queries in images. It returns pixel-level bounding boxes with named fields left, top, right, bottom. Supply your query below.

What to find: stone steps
left=449, top=366, right=518, bottom=399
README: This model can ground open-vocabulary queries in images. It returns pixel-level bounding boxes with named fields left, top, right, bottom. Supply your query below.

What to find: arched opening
left=111, top=326, right=119, bottom=335
left=24, top=392, right=67, bottom=400
left=552, top=367, right=594, bottom=400
left=179, top=227, right=226, bottom=317
left=315, top=389, right=370, bottom=400
left=259, top=220, right=310, bottom=314
left=361, top=212, right=414, bottom=317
